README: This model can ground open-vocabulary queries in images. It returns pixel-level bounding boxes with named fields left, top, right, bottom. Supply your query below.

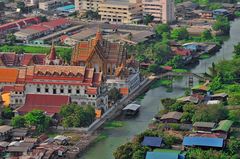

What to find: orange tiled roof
left=120, top=87, right=129, bottom=95
left=33, top=65, right=86, bottom=76
left=0, top=68, right=18, bottom=83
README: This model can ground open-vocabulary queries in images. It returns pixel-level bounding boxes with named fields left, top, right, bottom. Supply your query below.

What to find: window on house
left=68, top=89, right=72, bottom=94
left=15, top=99, right=18, bottom=103
left=37, top=88, right=41, bottom=93
left=76, top=89, right=80, bottom=94
left=45, top=88, right=49, bottom=93
left=19, top=99, right=22, bottom=103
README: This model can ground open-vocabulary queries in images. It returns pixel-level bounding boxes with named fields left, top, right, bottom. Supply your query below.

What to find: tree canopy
left=60, top=104, right=95, bottom=128
left=171, top=27, right=189, bottom=40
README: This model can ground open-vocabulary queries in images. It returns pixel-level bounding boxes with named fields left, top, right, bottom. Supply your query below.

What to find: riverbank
left=79, top=18, right=240, bottom=159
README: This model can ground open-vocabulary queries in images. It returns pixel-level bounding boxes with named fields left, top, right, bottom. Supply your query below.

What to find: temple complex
left=71, top=30, right=127, bottom=78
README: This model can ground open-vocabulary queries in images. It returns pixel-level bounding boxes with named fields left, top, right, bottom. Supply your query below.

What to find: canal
left=80, top=18, right=240, bottom=159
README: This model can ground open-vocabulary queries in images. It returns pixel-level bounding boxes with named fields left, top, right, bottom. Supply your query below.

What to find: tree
left=212, top=16, right=230, bottom=34
left=11, top=115, right=26, bottom=128
left=192, top=104, right=228, bottom=123
left=6, top=34, right=16, bottom=45
left=25, top=110, right=51, bottom=133
left=60, top=104, right=95, bottom=128
left=143, top=14, right=154, bottom=25
left=108, top=88, right=122, bottom=103
left=161, top=98, right=177, bottom=110
left=2, top=107, right=13, bottom=119
left=39, top=16, right=48, bottom=22
left=171, top=27, right=189, bottom=40
left=233, top=43, right=240, bottom=56
left=85, top=10, right=100, bottom=20
left=201, top=29, right=213, bottom=41
left=227, top=137, right=240, bottom=156
left=165, top=55, right=183, bottom=69
left=228, top=110, right=240, bottom=123
left=155, top=24, right=170, bottom=37
left=113, top=143, right=135, bottom=159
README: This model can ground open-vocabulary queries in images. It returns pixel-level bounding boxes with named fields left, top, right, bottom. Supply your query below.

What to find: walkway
left=87, top=78, right=153, bottom=133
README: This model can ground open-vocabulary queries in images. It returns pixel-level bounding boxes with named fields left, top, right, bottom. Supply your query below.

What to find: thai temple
left=0, top=30, right=140, bottom=116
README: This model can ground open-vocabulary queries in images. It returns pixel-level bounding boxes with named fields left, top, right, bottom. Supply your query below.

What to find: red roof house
left=17, top=94, right=70, bottom=115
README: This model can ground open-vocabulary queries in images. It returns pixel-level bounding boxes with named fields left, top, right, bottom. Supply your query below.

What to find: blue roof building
left=56, top=5, right=75, bottom=13
left=141, top=136, right=163, bottom=148
left=182, top=43, right=201, bottom=52
left=183, top=136, right=224, bottom=148
left=146, top=151, right=180, bottom=159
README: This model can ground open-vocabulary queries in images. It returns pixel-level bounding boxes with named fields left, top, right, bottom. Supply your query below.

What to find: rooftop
left=17, top=94, right=70, bottom=115
left=183, top=136, right=224, bottom=148
left=141, top=136, right=162, bottom=148
left=146, top=151, right=179, bottom=159
left=0, top=125, right=13, bottom=133
left=0, top=68, right=19, bottom=83
left=161, top=111, right=183, bottom=120
left=212, top=120, right=233, bottom=133
left=123, top=103, right=141, bottom=111
left=193, top=122, right=216, bottom=128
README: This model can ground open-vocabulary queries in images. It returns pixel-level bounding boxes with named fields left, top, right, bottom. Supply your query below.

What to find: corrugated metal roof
left=146, top=151, right=179, bottom=159
left=183, top=136, right=224, bottom=148
left=141, top=136, right=162, bottom=147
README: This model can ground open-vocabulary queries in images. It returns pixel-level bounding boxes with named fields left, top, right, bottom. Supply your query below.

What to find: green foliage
left=108, top=87, right=122, bottom=103
left=6, top=34, right=16, bottom=45
left=234, top=11, right=240, bottom=17
left=0, top=45, right=72, bottom=62
left=171, top=27, right=189, bottom=40
left=104, top=121, right=124, bottom=128
left=192, top=104, right=228, bottom=123
left=11, top=115, right=26, bottom=128
left=226, top=137, right=240, bottom=156
left=181, top=104, right=197, bottom=123
left=186, top=148, right=233, bottom=159
left=212, top=16, right=230, bottom=34
left=165, top=55, right=184, bottom=69
left=84, top=10, right=100, bottom=20
left=2, top=107, right=13, bottom=119
left=143, top=14, right=154, bottom=25
left=201, top=29, right=213, bottom=41
left=228, top=110, right=240, bottom=124
left=161, top=98, right=177, bottom=110
left=113, top=143, right=150, bottom=159
left=60, top=104, right=95, bottom=128
left=25, top=110, right=51, bottom=133
left=155, top=24, right=170, bottom=38
left=233, top=43, right=240, bottom=56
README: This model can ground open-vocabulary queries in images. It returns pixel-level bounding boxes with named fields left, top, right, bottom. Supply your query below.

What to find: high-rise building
left=142, top=0, right=175, bottom=23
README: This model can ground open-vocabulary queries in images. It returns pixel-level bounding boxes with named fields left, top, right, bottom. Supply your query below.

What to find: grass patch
left=94, top=132, right=108, bottom=143
left=136, top=93, right=146, bottom=101
left=62, top=132, right=82, bottom=143
left=199, top=54, right=210, bottom=59
left=46, top=131, right=58, bottom=138
left=150, top=79, right=172, bottom=89
left=0, top=45, right=72, bottom=61
left=104, top=121, right=124, bottom=129
left=172, top=69, right=188, bottom=73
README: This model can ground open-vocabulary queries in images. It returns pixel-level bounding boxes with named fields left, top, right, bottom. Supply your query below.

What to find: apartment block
left=142, top=0, right=175, bottom=23
left=75, top=0, right=101, bottom=12
left=98, top=0, right=142, bottom=24
left=39, top=0, right=62, bottom=11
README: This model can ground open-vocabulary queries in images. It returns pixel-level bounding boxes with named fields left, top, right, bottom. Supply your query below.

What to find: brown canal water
left=79, top=18, right=240, bottom=159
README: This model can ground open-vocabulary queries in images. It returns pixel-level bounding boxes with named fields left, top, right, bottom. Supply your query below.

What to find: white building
left=39, top=0, right=62, bottom=11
